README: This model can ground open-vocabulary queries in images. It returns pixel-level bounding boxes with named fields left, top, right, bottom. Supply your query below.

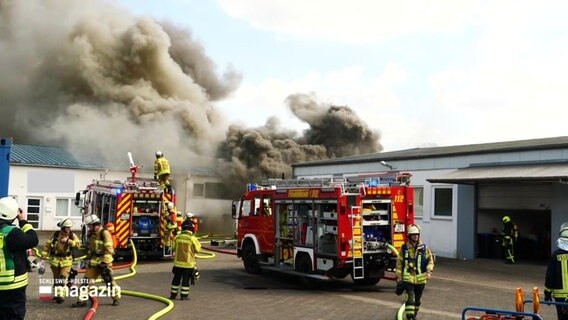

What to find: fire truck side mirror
left=74, top=192, right=81, bottom=207
left=231, top=203, right=237, bottom=219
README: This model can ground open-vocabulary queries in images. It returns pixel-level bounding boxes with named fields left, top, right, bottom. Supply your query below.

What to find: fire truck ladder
left=350, top=206, right=365, bottom=280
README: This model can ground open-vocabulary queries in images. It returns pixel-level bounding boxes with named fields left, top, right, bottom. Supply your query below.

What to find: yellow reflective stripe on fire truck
left=115, top=193, right=132, bottom=247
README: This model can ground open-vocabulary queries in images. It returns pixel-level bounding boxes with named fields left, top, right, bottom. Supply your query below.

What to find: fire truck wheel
left=242, top=242, right=261, bottom=274
left=295, top=254, right=316, bottom=289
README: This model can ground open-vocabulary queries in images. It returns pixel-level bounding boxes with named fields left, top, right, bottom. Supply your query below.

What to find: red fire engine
left=75, top=153, right=176, bottom=258
left=232, top=173, right=414, bottom=285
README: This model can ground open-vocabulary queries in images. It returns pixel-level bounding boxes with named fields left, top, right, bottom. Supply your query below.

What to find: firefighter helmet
left=84, top=214, right=101, bottom=225
left=167, top=202, right=174, bottom=210
left=0, top=197, right=19, bottom=221
left=503, top=216, right=511, bottom=223
left=560, top=222, right=568, bottom=238
left=57, top=218, right=73, bottom=228
left=155, top=151, right=163, bottom=158
left=407, top=224, right=421, bottom=235
left=186, top=212, right=195, bottom=219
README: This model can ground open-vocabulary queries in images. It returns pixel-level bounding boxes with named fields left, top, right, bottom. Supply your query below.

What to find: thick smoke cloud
left=0, top=0, right=238, bottom=168
left=0, top=0, right=382, bottom=200
left=217, top=93, right=382, bottom=198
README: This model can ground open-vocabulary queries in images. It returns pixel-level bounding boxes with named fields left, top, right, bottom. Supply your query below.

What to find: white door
left=26, top=197, right=42, bottom=229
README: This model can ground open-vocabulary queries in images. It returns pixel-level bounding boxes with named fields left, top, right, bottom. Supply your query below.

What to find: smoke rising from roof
left=217, top=93, right=381, bottom=198
left=0, top=1, right=382, bottom=197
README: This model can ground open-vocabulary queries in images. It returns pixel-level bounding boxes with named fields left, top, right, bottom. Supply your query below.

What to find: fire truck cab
left=232, top=173, right=414, bottom=286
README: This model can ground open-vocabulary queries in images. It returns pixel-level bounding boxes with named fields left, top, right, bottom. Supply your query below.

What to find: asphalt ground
left=22, top=231, right=557, bottom=320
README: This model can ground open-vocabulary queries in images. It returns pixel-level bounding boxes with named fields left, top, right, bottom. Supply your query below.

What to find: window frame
left=413, top=186, right=424, bottom=219
left=55, top=198, right=82, bottom=218
left=432, top=186, right=453, bottom=219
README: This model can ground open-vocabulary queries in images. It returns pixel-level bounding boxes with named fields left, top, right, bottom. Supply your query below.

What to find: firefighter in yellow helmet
left=395, top=224, right=434, bottom=320
left=154, top=151, right=172, bottom=193
left=72, top=214, right=120, bottom=308
left=41, top=218, right=81, bottom=303
left=170, top=219, right=201, bottom=300
left=0, top=197, right=38, bottom=320
left=544, top=222, right=568, bottom=320
left=501, top=215, right=518, bottom=264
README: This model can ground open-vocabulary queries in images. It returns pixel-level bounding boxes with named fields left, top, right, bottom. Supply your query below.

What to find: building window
left=56, top=198, right=82, bottom=217
left=193, top=183, right=205, bottom=197
left=433, top=187, right=453, bottom=217
left=413, top=186, right=424, bottom=218
left=26, top=198, right=41, bottom=229
left=205, top=182, right=232, bottom=200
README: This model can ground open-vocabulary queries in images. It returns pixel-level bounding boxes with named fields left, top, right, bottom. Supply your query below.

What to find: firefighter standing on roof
left=0, top=197, right=38, bottom=320
left=72, top=214, right=120, bottom=308
left=154, top=151, right=172, bottom=192
left=395, top=224, right=434, bottom=320
left=170, top=219, right=201, bottom=300
left=545, top=222, right=568, bottom=320
left=41, top=218, right=81, bottom=304
left=501, top=215, right=518, bottom=264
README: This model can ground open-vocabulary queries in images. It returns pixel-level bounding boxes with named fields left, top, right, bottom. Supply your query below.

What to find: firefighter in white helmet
left=163, top=202, right=178, bottom=247
left=395, top=224, right=434, bottom=320
left=72, top=214, right=120, bottom=307
left=185, top=212, right=199, bottom=234
left=154, top=151, right=172, bottom=193
left=0, top=197, right=38, bottom=320
left=41, top=218, right=81, bottom=303
left=544, top=222, right=568, bottom=319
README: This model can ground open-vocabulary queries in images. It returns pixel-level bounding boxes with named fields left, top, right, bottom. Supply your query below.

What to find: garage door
left=477, top=184, right=551, bottom=260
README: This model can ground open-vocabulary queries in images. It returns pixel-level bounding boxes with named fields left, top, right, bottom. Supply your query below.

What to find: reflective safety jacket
left=41, top=230, right=81, bottom=268
left=395, top=240, right=434, bottom=285
left=154, top=157, right=171, bottom=176
left=502, top=221, right=519, bottom=246
left=173, top=231, right=201, bottom=268
left=0, top=220, right=38, bottom=291
left=545, top=249, right=568, bottom=299
left=86, top=228, right=114, bottom=267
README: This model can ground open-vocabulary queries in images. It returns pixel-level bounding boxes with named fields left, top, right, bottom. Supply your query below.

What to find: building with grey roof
left=293, top=136, right=568, bottom=261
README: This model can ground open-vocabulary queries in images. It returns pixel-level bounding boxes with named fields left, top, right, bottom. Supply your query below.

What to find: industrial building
left=293, top=136, right=568, bottom=260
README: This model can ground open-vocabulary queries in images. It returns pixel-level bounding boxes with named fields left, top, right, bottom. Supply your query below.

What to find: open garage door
left=476, top=184, right=551, bottom=261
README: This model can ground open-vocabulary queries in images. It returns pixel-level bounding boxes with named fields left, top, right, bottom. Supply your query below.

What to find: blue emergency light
left=114, top=188, right=122, bottom=195
left=367, top=178, right=379, bottom=187
left=246, top=183, right=257, bottom=192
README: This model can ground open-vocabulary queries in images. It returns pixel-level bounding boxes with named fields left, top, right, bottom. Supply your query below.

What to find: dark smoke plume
left=0, top=0, right=239, bottom=168
left=0, top=1, right=382, bottom=201
left=217, top=93, right=382, bottom=198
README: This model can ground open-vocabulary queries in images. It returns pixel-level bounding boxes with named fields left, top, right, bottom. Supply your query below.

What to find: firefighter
left=164, top=202, right=178, bottom=247
left=41, top=218, right=81, bottom=303
left=501, top=215, right=518, bottom=264
left=105, top=223, right=119, bottom=250
left=545, top=222, right=568, bottom=320
left=72, top=214, right=120, bottom=307
left=395, top=224, right=434, bottom=320
left=154, top=151, right=172, bottom=193
left=185, top=212, right=199, bottom=235
left=170, top=219, right=201, bottom=300
left=0, top=197, right=39, bottom=320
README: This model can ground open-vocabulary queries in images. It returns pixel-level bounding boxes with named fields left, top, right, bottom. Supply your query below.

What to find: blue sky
left=114, top=0, right=568, bottom=152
